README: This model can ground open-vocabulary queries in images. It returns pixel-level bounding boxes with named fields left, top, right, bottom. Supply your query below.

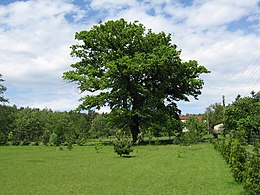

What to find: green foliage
left=0, top=132, right=6, bottom=145
left=0, top=105, right=98, bottom=146
left=63, top=18, right=209, bottom=142
left=114, top=139, right=133, bottom=156
left=219, top=136, right=233, bottom=163
left=223, top=93, right=260, bottom=143
left=67, top=142, right=73, bottom=151
left=94, top=141, right=103, bottom=153
left=0, top=74, right=8, bottom=103
left=48, top=132, right=57, bottom=146
left=90, top=113, right=111, bottom=138
left=181, top=131, right=196, bottom=145
left=205, top=102, right=224, bottom=131
left=0, top=105, right=16, bottom=145
left=12, top=108, right=45, bottom=145
left=243, top=153, right=260, bottom=195
left=165, top=117, right=183, bottom=139
left=229, top=139, right=247, bottom=183
left=182, top=115, right=207, bottom=144
left=212, top=135, right=260, bottom=194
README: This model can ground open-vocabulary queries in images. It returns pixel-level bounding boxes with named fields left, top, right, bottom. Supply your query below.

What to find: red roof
left=179, top=115, right=203, bottom=121
left=179, top=116, right=189, bottom=120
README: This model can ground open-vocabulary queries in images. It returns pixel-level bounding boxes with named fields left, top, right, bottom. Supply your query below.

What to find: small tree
left=48, top=132, right=57, bottom=146
left=165, top=117, right=182, bottom=140
left=182, top=115, right=207, bottom=144
left=114, top=138, right=133, bottom=157
left=205, top=103, right=224, bottom=131
left=0, top=105, right=16, bottom=145
left=0, top=74, right=8, bottom=103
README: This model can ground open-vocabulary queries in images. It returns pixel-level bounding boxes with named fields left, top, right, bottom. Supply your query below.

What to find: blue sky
left=0, top=0, right=260, bottom=114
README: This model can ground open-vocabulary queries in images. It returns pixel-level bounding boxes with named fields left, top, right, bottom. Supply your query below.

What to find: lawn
left=0, top=143, right=245, bottom=195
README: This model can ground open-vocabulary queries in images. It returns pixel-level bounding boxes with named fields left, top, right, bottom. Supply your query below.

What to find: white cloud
left=90, top=0, right=136, bottom=10
left=184, top=1, right=253, bottom=28
left=29, top=97, right=79, bottom=111
left=1, top=0, right=260, bottom=114
left=0, top=0, right=88, bottom=109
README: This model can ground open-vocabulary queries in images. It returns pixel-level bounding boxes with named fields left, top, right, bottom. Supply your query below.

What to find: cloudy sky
left=0, top=0, right=259, bottom=114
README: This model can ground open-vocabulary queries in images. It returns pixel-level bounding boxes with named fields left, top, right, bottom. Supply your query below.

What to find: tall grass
left=0, top=143, right=244, bottom=194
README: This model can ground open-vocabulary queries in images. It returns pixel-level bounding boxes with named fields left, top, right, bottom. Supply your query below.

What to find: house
left=179, top=115, right=203, bottom=122
left=213, top=123, right=224, bottom=134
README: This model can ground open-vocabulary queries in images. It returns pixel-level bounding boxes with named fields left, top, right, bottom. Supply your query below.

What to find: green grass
left=0, top=143, right=244, bottom=195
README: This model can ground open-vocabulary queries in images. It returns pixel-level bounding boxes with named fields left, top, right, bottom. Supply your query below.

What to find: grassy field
left=0, top=143, right=244, bottom=195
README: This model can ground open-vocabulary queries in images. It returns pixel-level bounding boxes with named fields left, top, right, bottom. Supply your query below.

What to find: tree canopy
left=0, top=74, right=8, bottom=103
left=63, top=19, right=209, bottom=142
left=205, top=102, right=224, bottom=131
left=223, top=91, right=260, bottom=143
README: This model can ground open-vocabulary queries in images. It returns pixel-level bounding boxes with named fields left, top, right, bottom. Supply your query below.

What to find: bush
left=229, top=139, right=247, bottom=183
left=48, top=133, right=57, bottom=146
left=0, top=132, right=6, bottom=146
left=94, top=141, right=103, bottom=153
left=243, top=153, right=260, bottom=195
left=212, top=134, right=260, bottom=194
left=114, top=139, right=133, bottom=157
left=220, top=136, right=233, bottom=163
left=29, top=141, right=39, bottom=146
left=21, top=136, right=31, bottom=146
left=180, top=131, right=196, bottom=145
left=67, top=142, right=73, bottom=150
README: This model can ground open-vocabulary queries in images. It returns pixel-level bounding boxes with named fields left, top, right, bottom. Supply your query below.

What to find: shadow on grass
left=177, top=156, right=188, bottom=159
left=122, top=155, right=136, bottom=158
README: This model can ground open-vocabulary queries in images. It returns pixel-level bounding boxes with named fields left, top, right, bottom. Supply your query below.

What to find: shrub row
left=212, top=137, right=260, bottom=194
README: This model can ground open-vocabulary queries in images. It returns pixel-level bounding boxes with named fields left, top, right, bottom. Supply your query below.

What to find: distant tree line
left=0, top=103, right=211, bottom=146
left=0, top=105, right=101, bottom=146
left=0, top=104, right=196, bottom=146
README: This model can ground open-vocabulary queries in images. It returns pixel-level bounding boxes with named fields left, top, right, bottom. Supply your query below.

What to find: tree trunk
left=129, top=114, right=140, bottom=143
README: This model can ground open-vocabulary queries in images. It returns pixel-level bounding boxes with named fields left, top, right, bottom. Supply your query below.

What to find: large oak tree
left=63, top=19, right=209, bottom=142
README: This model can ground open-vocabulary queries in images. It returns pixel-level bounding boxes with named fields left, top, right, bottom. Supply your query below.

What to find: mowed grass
left=0, top=143, right=244, bottom=195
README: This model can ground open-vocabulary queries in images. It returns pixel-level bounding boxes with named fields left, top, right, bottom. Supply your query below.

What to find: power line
left=227, top=51, right=260, bottom=101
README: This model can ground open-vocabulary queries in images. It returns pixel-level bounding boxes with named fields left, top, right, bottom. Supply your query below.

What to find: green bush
left=212, top=134, right=260, bottom=194
left=220, top=136, right=233, bottom=163
left=48, top=133, right=57, bottom=146
left=243, top=153, right=260, bottom=195
left=114, top=139, right=133, bottom=157
left=0, top=132, right=6, bottom=145
left=180, top=132, right=196, bottom=145
left=94, top=141, right=103, bottom=153
left=229, top=139, right=247, bottom=183
left=21, top=136, right=31, bottom=146
left=29, top=141, right=39, bottom=146
left=67, top=142, right=73, bottom=150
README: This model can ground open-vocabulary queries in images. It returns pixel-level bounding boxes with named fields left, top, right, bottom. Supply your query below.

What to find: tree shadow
left=137, top=139, right=174, bottom=146
left=122, top=155, right=136, bottom=158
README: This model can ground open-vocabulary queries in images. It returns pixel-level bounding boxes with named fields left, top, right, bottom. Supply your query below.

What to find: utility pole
left=207, top=110, right=210, bottom=134
left=222, top=95, right=225, bottom=108
left=222, top=95, right=226, bottom=108
left=222, top=95, right=226, bottom=137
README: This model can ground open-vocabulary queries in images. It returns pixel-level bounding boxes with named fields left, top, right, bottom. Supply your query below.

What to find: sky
left=0, top=0, right=260, bottom=115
